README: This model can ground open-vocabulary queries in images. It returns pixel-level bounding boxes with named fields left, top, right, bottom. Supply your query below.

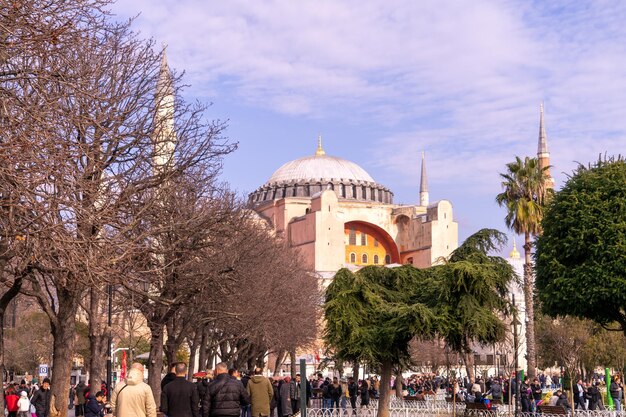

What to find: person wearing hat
left=339, top=378, right=349, bottom=415
left=17, top=391, right=31, bottom=417
left=31, top=378, right=52, bottom=417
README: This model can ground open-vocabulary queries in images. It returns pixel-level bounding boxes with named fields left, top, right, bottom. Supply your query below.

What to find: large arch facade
left=343, top=220, right=401, bottom=266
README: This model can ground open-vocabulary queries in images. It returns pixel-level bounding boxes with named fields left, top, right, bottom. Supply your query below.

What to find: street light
left=511, top=294, right=521, bottom=417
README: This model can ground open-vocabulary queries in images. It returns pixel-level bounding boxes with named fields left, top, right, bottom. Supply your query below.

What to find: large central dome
left=249, top=137, right=393, bottom=205
left=267, top=154, right=375, bottom=184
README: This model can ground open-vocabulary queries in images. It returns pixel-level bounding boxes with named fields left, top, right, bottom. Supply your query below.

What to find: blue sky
left=111, top=0, right=625, bottom=249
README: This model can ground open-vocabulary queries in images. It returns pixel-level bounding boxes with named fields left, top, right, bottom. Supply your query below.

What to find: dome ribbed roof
left=266, top=154, right=376, bottom=184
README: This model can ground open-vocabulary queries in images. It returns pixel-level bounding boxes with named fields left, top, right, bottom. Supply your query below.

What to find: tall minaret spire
left=537, top=102, right=554, bottom=189
left=153, top=43, right=177, bottom=171
left=419, top=151, right=429, bottom=206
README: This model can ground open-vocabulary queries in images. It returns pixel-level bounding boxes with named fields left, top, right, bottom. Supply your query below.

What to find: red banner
left=121, top=351, right=127, bottom=380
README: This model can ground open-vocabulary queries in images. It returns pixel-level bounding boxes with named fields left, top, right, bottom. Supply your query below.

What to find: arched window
left=362, top=254, right=368, bottom=264
left=360, top=233, right=367, bottom=246
left=350, top=253, right=356, bottom=263
left=349, top=228, right=357, bottom=245
left=373, top=255, right=379, bottom=264
left=385, top=255, right=391, bottom=264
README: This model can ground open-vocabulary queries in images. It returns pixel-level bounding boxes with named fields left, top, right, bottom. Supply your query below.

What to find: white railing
left=305, top=405, right=626, bottom=417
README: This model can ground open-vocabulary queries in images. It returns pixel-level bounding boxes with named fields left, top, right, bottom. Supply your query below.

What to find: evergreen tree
left=536, top=157, right=626, bottom=333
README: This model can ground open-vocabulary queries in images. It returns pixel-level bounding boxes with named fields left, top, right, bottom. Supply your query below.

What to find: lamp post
left=106, top=284, right=113, bottom=400
left=512, top=294, right=521, bottom=417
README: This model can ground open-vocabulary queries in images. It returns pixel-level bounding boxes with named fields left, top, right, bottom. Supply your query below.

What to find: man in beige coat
left=246, top=368, right=273, bottom=417
left=110, top=367, right=157, bottom=417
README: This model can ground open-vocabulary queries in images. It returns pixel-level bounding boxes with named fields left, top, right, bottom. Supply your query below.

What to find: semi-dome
left=249, top=137, right=393, bottom=205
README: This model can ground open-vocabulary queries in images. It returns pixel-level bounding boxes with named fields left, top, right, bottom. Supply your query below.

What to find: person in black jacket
left=31, top=378, right=52, bottom=417
left=205, top=362, right=250, bottom=417
left=84, top=391, right=105, bottom=417
left=161, top=363, right=200, bottom=417
left=161, top=363, right=179, bottom=391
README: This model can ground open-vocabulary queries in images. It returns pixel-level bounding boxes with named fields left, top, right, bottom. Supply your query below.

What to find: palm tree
left=496, top=156, right=552, bottom=380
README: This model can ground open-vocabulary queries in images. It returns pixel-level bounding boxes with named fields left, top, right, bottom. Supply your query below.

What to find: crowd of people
left=5, top=366, right=625, bottom=417
left=448, top=373, right=624, bottom=413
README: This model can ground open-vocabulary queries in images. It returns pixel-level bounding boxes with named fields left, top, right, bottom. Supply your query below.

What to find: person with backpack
left=84, top=391, right=105, bottom=417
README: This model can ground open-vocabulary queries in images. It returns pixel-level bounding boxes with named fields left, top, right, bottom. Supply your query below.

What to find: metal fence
left=305, top=403, right=626, bottom=417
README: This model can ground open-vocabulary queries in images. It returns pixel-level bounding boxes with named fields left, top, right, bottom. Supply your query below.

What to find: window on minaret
left=373, top=255, right=379, bottom=264
left=361, top=233, right=367, bottom=246
left=362, top=254, right=368, bottom=264
left=349, top=228, right=357, bottom=245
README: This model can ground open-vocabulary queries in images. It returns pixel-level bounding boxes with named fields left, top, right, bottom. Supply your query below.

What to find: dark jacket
left=75, top=382, right=89, bottom=405
left=205, top=373, right=250, bottom=417
left=161, top=373, right=177, bottom=391
left=610, top=381, right=623, bottom=400
left=490, top=382, right=502, bottom=399
left=31, top=388, right=52, bottom=416
left=84, top=394, right=104, bottom=417
left=556, top=393, right=571, bottom=410
left=161, top=376, right=200, bottom=417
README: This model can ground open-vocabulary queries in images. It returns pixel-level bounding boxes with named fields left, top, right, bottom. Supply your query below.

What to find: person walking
left=278, top=377, right=292, bottom=417
left=328, top=377, right=341, bottom=412
left=246, top=368, right=273, bottom=417
left=204, top=362, right=250, bottom=417
left=161, top=363, right=200, bottom=417
left=75, top=379, right=89, bottom=417
left=610, top=375, right=623, bottom=411
left=347, top=378, right=357, bottom=414
left=17, top=391, right=31, bottom=417
left=289, top=375, right=301, bottom=415
left=111, top=367, right=157, bottom=417
left=6, top=387, right=20, bottom=417
left=31, top=378, right=52, bottom=417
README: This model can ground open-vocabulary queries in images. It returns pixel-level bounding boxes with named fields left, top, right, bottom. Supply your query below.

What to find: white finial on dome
left=315, top=134, right=326, bottom=156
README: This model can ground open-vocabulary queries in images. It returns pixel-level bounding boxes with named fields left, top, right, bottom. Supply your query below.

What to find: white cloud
left=110, top=0, right=626, bottom=239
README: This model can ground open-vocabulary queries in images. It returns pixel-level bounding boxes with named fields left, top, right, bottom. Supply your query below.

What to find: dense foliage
left=536, top=158, right=626, bottom=332
left=324, top=229, right=515, bottom=416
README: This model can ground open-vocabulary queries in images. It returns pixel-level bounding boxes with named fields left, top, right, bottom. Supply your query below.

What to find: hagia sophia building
left=248, top=137, right=459, bottom=281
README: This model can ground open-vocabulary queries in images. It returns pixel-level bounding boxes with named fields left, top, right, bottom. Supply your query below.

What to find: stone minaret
left=419, top=151, right=429, bottom=207
left=152, top=45, right=176, bottom=172
left=537, top=103, right=555, bottom=189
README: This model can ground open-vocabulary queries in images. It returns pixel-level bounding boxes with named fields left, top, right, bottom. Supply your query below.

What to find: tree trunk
left=463, top=351, right=475, bottom=382
left=147, top=321, right=165, bottom=406
left=524, top=233, right=537, bottom=379
left=377, top=360, right=393, bottom=417
left=187, top=331, right=201, bottom=380
left=395, top=369, right=403, bottom=398
left=0, top=276, right=23, bottom=414
left=289, top=349, right=297, bottom=378
left=273, top=349, right=285, bottom=376
left=352, top=361, right=360, bottom=381
left=197, top=328, right=208, bottom=372
left=50, top=295, right=79, bottom=417
left=88, top=286, right=109, bottom=390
